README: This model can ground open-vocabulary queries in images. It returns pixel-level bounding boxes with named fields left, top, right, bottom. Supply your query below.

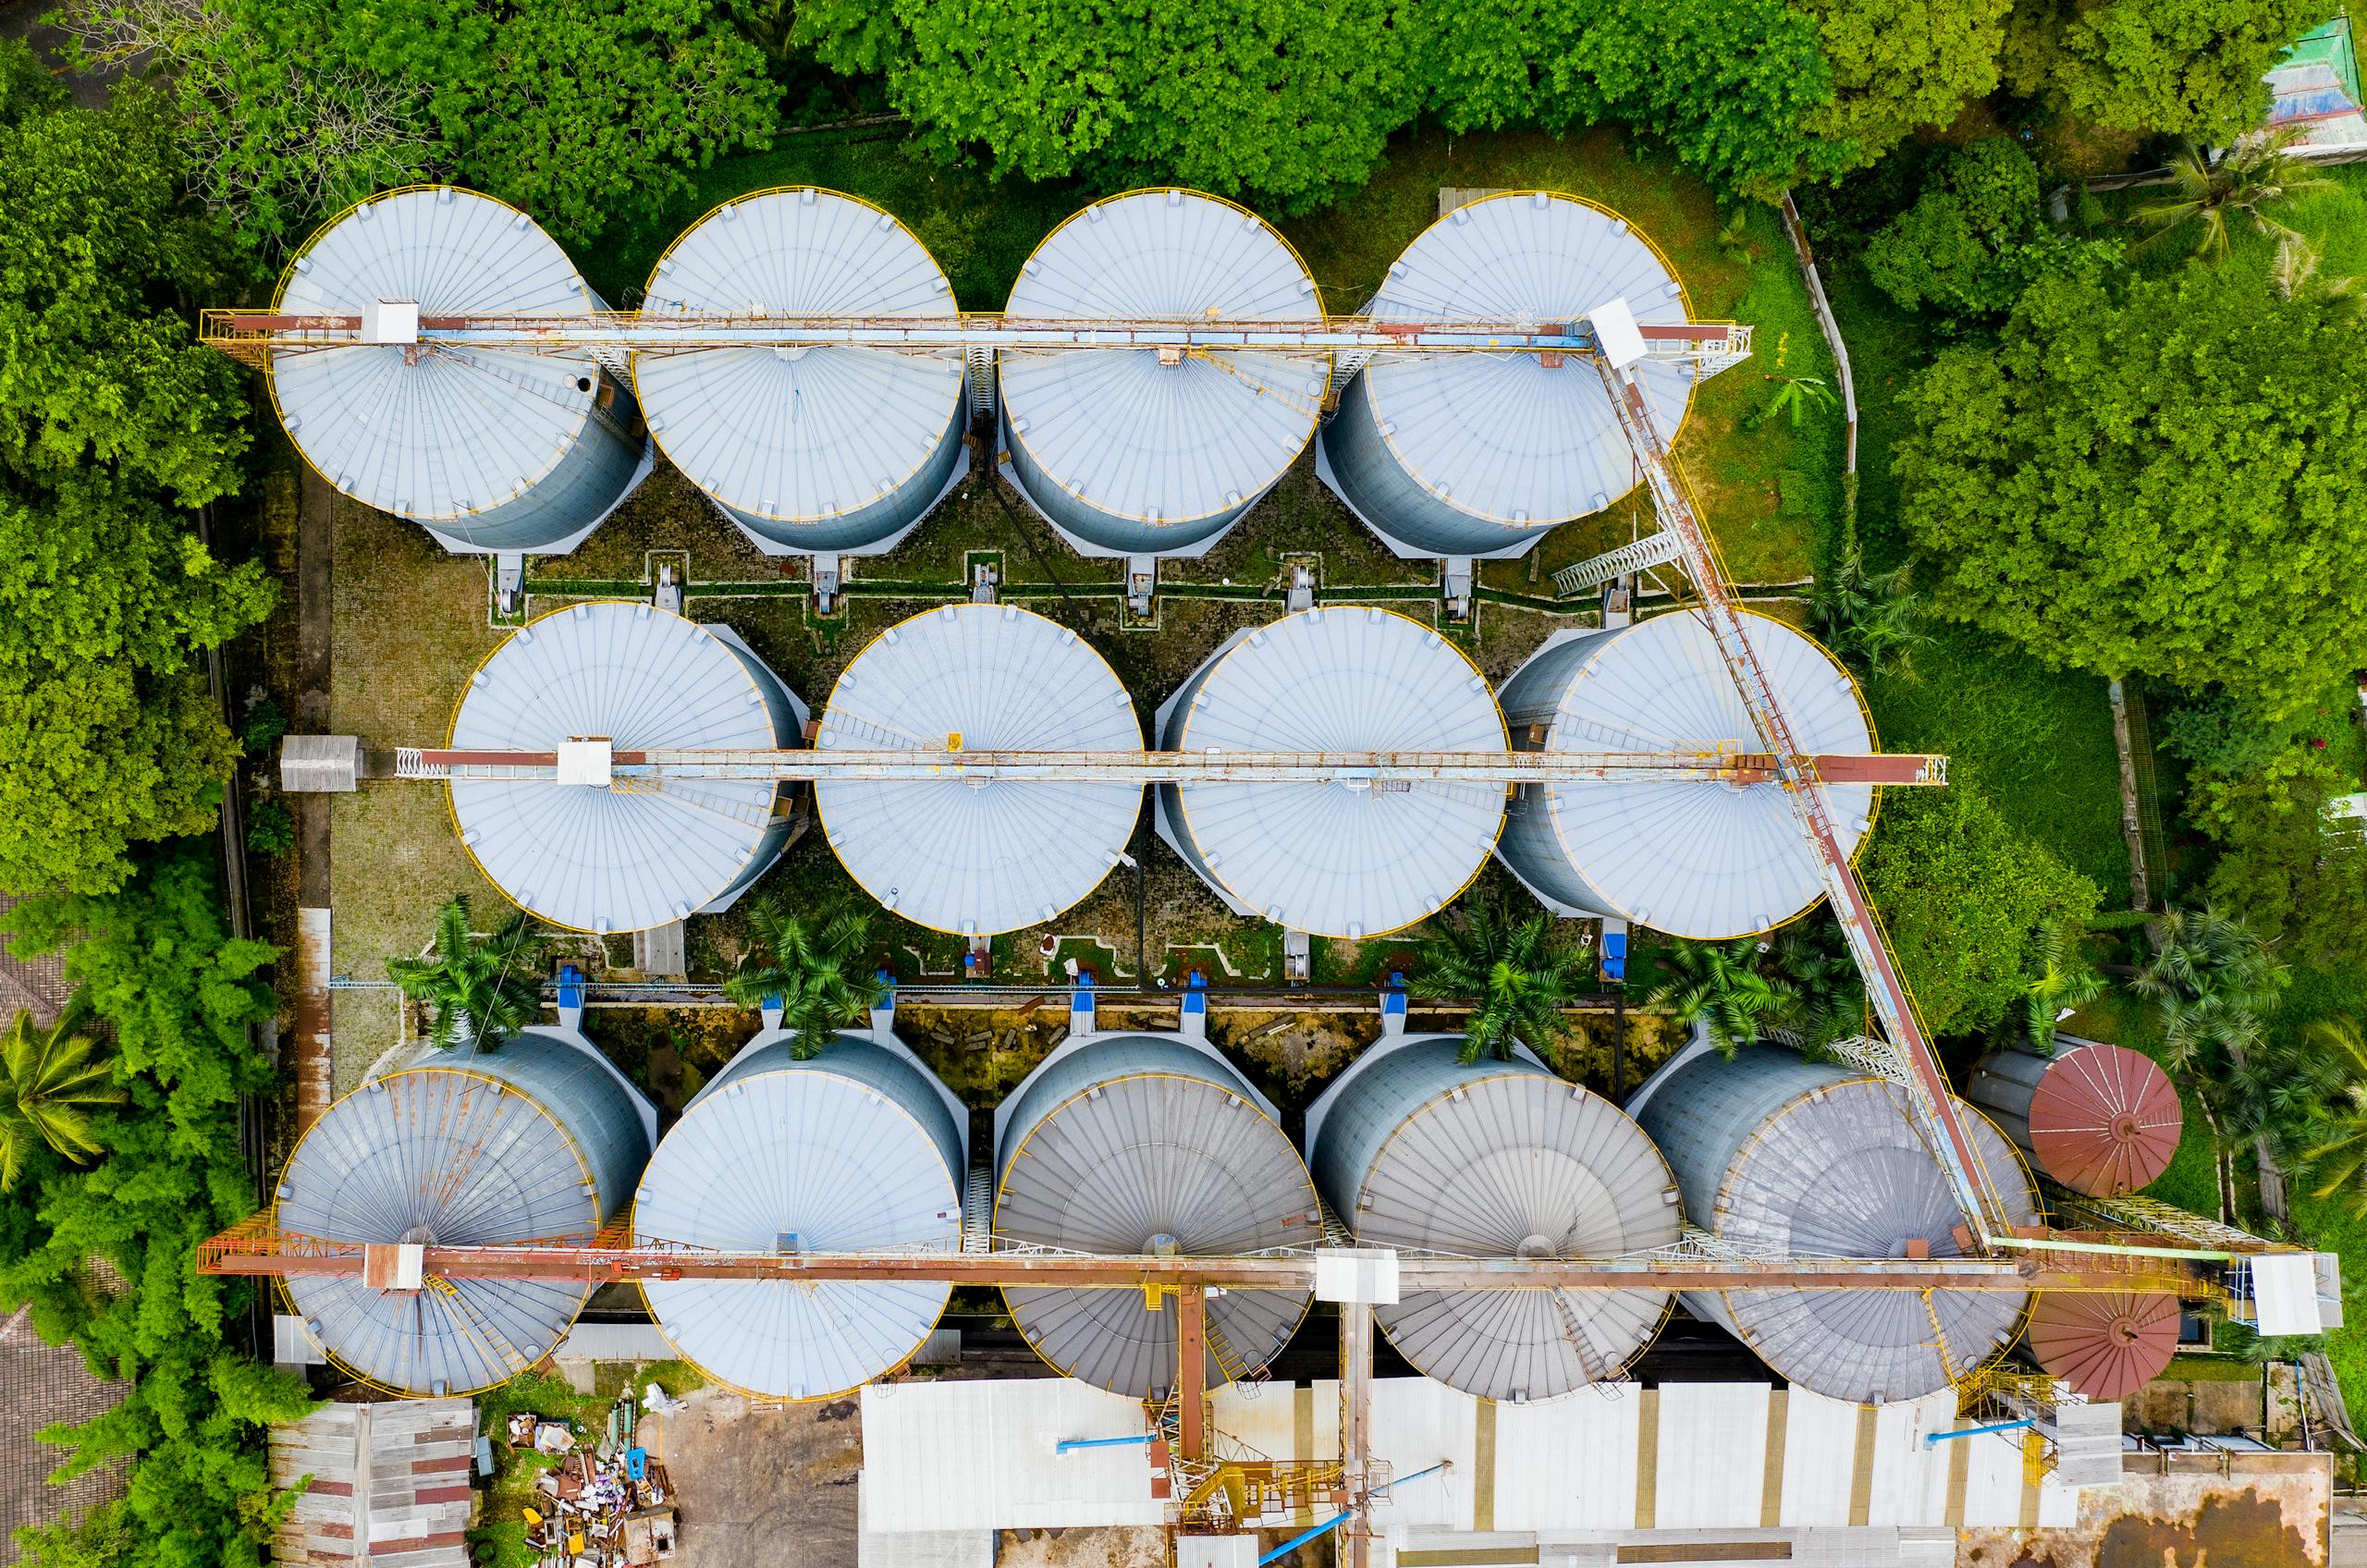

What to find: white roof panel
left=635, top=189, right=964, bottom=524
left=272, top=187, right=602, bottom=521
left=449, top=602, right=791, bottom=934
left=1363, top=192, right=1693, bottom=524
left=1536, top=611, right=1873, bottom=938
left=1169, top=608, right=1505, bottom=937
left=1000, top=190, right=1326, bottom=528
left=816, top=605, right=1142, bottom=936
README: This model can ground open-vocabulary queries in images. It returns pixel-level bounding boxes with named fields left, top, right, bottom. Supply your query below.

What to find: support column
left=1177, top=1284, right=1208, bottom=1464
left=1339, top=1300, right=1374, bottom=1568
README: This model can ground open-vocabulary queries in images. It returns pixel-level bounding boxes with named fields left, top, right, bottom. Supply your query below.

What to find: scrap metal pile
left=505, top=1388, right=679, bottom=1567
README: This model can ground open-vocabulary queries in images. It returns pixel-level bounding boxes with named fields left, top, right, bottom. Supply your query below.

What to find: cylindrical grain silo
left=270, top=186, right=651, bottom=555
left=1307, top=1035, right=1683, bottom=1401
left=2025, top=1292, right=2178, bottom=1400
left=1153, top=606, right=1506, bottom=938
left=448, top=601, right=807, bottom=936
left=1634, top=1047, right=2039, bottom=1404
left=1000, top=190, right=1327, bottom=558
left=632, top=1027, right=966, bottom=1400
left=1317, top=192, right=1693, bottom=561
left=635, top=188, right=968, bottom=557
left=994, top=1033, right=1320, bottom=1396
left=276, top=1026, right=656, bottom=1396
left=814, top=604, right=1141, bottom=937
left=1497, top=611, right=1875, bottom=938
left=1968, top=1041, right=2181, bottom=1198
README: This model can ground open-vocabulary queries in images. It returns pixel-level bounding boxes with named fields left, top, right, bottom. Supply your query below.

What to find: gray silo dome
left=1153, top=606, right=1506, bottom=938
left=994, top=1033, right=1319, bottom=1397
left=270, top=186, right=651, bottom=554
left=448, top=601, right=807, bottom=936
left=1307, top=1035, right=1682, bottom=1401
left=1633, top=1047, right=2039, bottom=1404
left=633, top=1029, right=965, bottom=1401
left=635, top=188, right=969, bottom=557
left=1000, top=190, right=1327, bottom=558
left=276, top=1026, right=656, bottom=1396
left=1497, top=611, right=1874, bottom=939
left=1317, top=191, right=1692, bottom=560
left=815, top=604, right=1141, bottom=937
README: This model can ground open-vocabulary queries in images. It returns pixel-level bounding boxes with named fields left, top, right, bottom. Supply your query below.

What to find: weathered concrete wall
left=1964, top=1454, right=2331, bottom=1568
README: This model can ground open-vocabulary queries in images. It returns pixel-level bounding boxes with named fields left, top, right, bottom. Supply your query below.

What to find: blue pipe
left=1056, top=1433, right=1155, bottom=1453
left=1257, top=1513, right=1351, bottom=1564
left=1376, top=1459, right=1450, bottom=1494
left=1924, top=1416, right=2036, bottom=1447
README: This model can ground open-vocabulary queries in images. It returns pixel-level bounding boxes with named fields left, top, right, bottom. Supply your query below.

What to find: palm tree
left=2129, top=131, right=2330, bottom=263
left=1646, top=937, right=1797, bottom=1059
left=1408, top=902, right=1587, bottom=1066
left=1763, top=919, right=1864, bottom=1056
left=1748, top=374, right=1838, bottom=430
left=386, top=895, right=549, bottom=1051
left=2016, top=916, right=2103, bottom=1053
left=2301, top=1019, right=2367, bottom=1218
left=0, top=1008, right=125, bottom=1190
left=1810, top=540, right=1929, bottom=680
left=723, top=894, right=883, bottom=1060
left=2130, top=905, right=2290, bottom=1219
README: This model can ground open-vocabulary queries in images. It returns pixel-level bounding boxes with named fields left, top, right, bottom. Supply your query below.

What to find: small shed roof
left=271, top=1398, right=474, bottom=1568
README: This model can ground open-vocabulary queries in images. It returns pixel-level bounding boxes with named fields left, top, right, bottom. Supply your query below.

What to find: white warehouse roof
left=815, top=605, right=1142, bottom=936
left=448, top=601, right=803, bottom=935
left=1157, top=606, right=1506, bottom=937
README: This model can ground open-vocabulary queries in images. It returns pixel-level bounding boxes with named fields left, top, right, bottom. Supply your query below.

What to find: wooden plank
left=1760, top=1390, right=1786, bottom=1527
left=1847, top=1403, right=1879, bottom=1527
left=1633, top=1389, right=1660, bottom=1529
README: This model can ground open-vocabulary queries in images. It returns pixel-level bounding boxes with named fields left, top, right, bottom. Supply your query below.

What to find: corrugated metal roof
left=636, top=189, right=967, bottom=543
left=635, top=1030, right=964, bottom=1400
left=448, top=602, right=800, bottom=936
left=1000, top=190, right=1326, bottom=553
left=1309, top=1035, right=1680, bottom=1401
left=1327, top=192, right=1692, bottom=548
left=996, top=1035, right=1318, bottom=1397
left=1158, top=608, right=1505, bottom=937
left=271, top=187, right=642, bottom=544
left=2026, top=1292, right=2178, bottom=1400
left=1637, top=1050, right=2038, bottom=1405
left=1498, top=612, right=1874, bottom=938
left=1969, top=1042, right=2181, bottom=1198
left=270, top=1400, right=474, bottom=1568
left=277, top=1029, right=650, bottom=1396
left=816, top=604, right=1141, bottom=936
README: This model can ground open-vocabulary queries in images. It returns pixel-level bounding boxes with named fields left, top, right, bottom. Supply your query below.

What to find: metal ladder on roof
left=427, top=1275, right=533, bottom=1379
left=1204, top=1313, right=1266, bottom=1390
left=961, top=1158, right=994, bottom=1256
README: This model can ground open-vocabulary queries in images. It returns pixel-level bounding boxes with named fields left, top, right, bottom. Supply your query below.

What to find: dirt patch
left=639, top=1386, right=864, bottom=1568
left=1962, top=1460, right=2332, bottom=1568
left=996, top=1526, right=1170, bottom=1568
left=2094, top=1490, right=2318, bottom=1568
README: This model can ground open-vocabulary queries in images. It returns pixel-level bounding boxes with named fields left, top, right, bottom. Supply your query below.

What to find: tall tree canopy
left=2001, top=0, right=2324, bottom=136
left=1792, top=0, right=2008, bottom=167
left=1895, top=265, right=2367, bottom=714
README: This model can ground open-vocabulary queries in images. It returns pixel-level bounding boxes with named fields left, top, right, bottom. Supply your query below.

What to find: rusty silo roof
left=2026, top=1292, right=2179, bottom=1400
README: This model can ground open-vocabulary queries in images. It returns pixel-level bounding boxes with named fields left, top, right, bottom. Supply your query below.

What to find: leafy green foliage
left=2013, top=915, right=2103, bottom=1051
left=53, top=0, right=776, bottom=251
left=1408, top=902, right=1586, bottom=1066
left=2002, top=0, right=2324, bottom=137
left=722, top=894, right=883, bottom=1059
left=1811, top=539, right=1929, bottom=677
left=2302, top=1019, right=2367, bottom=1217
left=1791, top=0, right=2006, bottom=167
left=386, top=895, right=550, bottom=1051
left=1862, top=137, right=2109, bottom=320
left=1895, top=265, right=2367, bottom=714
left=0, top=1009, right=125, bottom=1191
left=2130, top=132, right=2330, bottom=264
left=0, top=31, right=67, bottom=123
left=243, top=798, right=295, bottom=858
left=0, top=851, right=316, bottom=1568
left=239, top=696, right=288, bottom=756
left=2131, top=906, right=2325, bottom=1169
left=1860, top=778, right=2101, bottom=1036
left=1646, top=938, right=1797, bottom=1057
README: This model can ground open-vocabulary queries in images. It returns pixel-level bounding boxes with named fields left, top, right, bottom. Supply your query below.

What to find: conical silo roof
left=448, top=601, right=804, bottom=936
left=1969, top=1042, right=2181, bottom=1198
left=1308, top=1036, right=1682, bottom=1401
left=1318, top=192, right=1693, bottom=559
left=995, top=1034, right=1318, bottom=1397
left=815, top=604, right=1142, bottom=936
left=1636, top=1047, right=2039, bottom=1404
left=1155, top=606, right=1505, bottom=937
left=635, top=189, right=968, bottom=554
left=1000, top=190, right=1327, bottom=557
left=1497, top=611, right=1874, bottom=938
left=634, top=1030, right=965, bottom=1401
left=2025, top=1292, right=2178, bottom=1400
left=270, top=186, right=647, bottom=552
left=276, top=1028, right=654, bottom=1396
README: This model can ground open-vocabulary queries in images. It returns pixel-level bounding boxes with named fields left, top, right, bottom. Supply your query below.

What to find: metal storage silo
left=270, top=186, right=652, bottom=556
left=999, top=190, right=1327, bottom=558
left=1633, top=1047, right=2039, bottom=1404
left=994, top=1032, right=1320, bottom=1396
left=448, top=600, right=807, bottom=936
left=2024, top=1292, right=2178, bottom=1399
left=1968, top=1041, right=2182, bottom=1197
left=1497, top=611, right=1875, bottom=939
left=1153, top=606, right=1506, bottom=938
left=1307, top=1035, right=1683, bottom=1401
left=815, top=604, right=1141, bottom=937
left=633, top=1026, right=966, bottom=1400
left=276, top=1025, right=656, bottom=1396
left=635, top=189, right=968, bottom=558
left=1316, top=192, right=1692, bottom=562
